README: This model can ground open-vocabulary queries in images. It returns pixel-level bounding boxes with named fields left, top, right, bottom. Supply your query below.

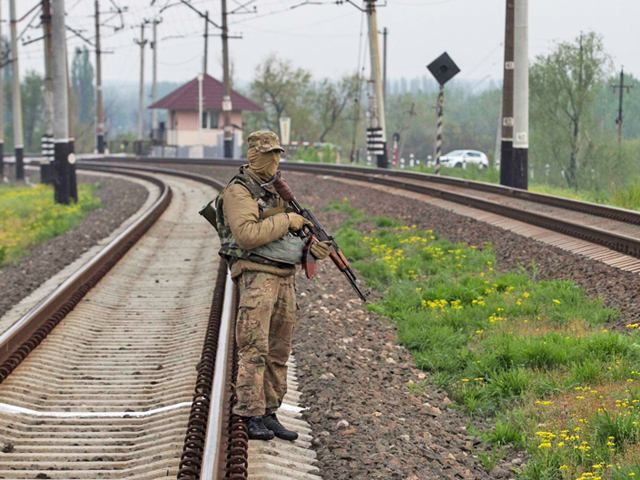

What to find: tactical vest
left=216, top=169, right=305, bottom=267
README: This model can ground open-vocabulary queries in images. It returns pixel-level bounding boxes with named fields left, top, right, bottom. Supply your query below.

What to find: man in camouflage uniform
left=219, top=130, right=330, bottom=441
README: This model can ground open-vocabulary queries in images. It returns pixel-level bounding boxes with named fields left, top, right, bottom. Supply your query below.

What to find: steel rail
left=90, top=155, right=640, bottom=226
left=82, top=158, right=640, bottom=260
left=274, top=164, right=640, bottom=258
left=78, top=162, right=243, bottom=479
left=0, top=168, right=171, bottom=378
left=1, top=164, right=245, bottom=479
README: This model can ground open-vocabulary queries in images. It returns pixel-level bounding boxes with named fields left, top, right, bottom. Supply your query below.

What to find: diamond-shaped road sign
left=427, top=52, right=461, bottom=86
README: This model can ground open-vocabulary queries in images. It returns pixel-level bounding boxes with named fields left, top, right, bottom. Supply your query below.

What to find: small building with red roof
left=149, top=73, right=261, bottom=157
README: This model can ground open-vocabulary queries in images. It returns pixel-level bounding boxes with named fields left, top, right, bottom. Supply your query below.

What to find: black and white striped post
left=434, top=85, right=445, bottom=174
left=366, top=127, right=385, bottom=165
left=427, top=52, right=460, bottom=175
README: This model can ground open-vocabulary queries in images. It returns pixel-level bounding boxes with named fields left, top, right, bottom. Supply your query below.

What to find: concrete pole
left=365, top=0, right=387, bottom=168
left=136, top=24, right=147, bottom=143
left=499, top=0, right=515, bottom=186
left=42, top=0, right=55, bottom=161
left=9, top=0, right=24, bottom=180
left=52, top=0, right=73, bottom=204
left=95, top=0, right=105, bottom=153
left=513, top=0, right=528, bottom=189
left=203, top=11, right=208, bottom=75
left=221, top=0, right=233, bottom=158
left=151, top=19, right=158, bottom=139
left=0, top=0, right=4, bottom=179
left=198, top=73, right=203, bottom=147
left=382, top=26, right=387, bottom=107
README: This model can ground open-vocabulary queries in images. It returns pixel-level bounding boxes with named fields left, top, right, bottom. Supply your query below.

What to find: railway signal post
left=427, top=52, right=460, bottom=174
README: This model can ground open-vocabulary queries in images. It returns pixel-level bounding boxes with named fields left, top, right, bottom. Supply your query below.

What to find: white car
left=439, top=150, right=488, bottom=168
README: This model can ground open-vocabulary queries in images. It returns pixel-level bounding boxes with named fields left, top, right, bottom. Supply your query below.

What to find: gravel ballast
left=197, top=165, right=640, bottom=478
left=0, top=173, right=149, bottom=319
left=6, top=162, right=639, bottom=479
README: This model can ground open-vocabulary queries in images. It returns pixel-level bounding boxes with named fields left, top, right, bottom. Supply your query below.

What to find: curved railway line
left=2, top=157, right=640, bottom=479
left=93, top=157, right=640, bottom=269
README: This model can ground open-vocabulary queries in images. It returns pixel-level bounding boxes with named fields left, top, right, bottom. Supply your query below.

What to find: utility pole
left=512, top=0, right=528, bottom=189
left=221, top=0, right=233, bottom=158
left=150, top=18, right=161, bottom=140
left=94, top=0, right=105, bottom=153
left=499, top=0, right=515, bottom=186
left=42, top=0, right=55, bottom=163
left=52, top=0, right=75, bottom=204
left=0, top=0, right=4, bottom=180
left=203, top=11, right=209, bottom=75
left=382, top=26, right=388, bottom=106
left=9, top=0, right=24, bottom=181
left=134, top=23, right=148, bottom=150
left=365, top=0, right=387, bottom=168
left=612, top=68, right=632, bottom=145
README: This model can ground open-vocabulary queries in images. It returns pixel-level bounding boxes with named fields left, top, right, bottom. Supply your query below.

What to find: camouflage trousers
left=233, top=271, right=296, bottom=417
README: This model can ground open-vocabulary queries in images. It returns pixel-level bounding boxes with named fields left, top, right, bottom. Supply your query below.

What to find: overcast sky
left=14, top=0, right=639, bottom=88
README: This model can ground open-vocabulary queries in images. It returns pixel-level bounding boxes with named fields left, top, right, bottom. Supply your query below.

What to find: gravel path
left=0, top=172, right=149, bottom=319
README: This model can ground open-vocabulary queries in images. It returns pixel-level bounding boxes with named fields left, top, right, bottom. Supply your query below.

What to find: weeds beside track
left=330, top=199, right=640, bottom=479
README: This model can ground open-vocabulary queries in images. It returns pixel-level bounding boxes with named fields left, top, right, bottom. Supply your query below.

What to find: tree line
left=244, top=32, right=639, bottom=194
left=4, top=30, right=638, bottom=195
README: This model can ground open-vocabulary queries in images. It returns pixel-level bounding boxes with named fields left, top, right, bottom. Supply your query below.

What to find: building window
left=209, top=111, right=219, bottom=129
left=201, top=111, right=208, bottom=129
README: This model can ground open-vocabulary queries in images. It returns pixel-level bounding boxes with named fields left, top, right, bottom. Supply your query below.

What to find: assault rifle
left=272, top=174, right=368, bottom=302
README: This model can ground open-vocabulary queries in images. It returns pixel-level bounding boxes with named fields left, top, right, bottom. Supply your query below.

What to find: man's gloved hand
left=287, top=213, right=311, bottom=232
left=310, top=240, right=332, bottom=260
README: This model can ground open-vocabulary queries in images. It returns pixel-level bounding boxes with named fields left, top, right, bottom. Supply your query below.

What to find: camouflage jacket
left=219, top=167, right=304, bottom=273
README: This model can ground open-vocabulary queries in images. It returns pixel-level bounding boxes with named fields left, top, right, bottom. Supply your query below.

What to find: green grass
left=0, top=183, right=101, bottom=266
left=329, top=198, right=640, bottom=479
left=408, top=164, right=640, bottom=212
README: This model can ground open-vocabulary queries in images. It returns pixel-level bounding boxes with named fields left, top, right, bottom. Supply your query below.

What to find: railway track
left=0, top=165, right=322, bottom=480
left=4, top=156, right=638, bottom=478
left=89, top=157, right=640, bottom=271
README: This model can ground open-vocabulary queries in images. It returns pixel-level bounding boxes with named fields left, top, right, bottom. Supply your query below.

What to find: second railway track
left=0, top=169, right=223, bottom=478
left=89, top=157, right=640, bottom=263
